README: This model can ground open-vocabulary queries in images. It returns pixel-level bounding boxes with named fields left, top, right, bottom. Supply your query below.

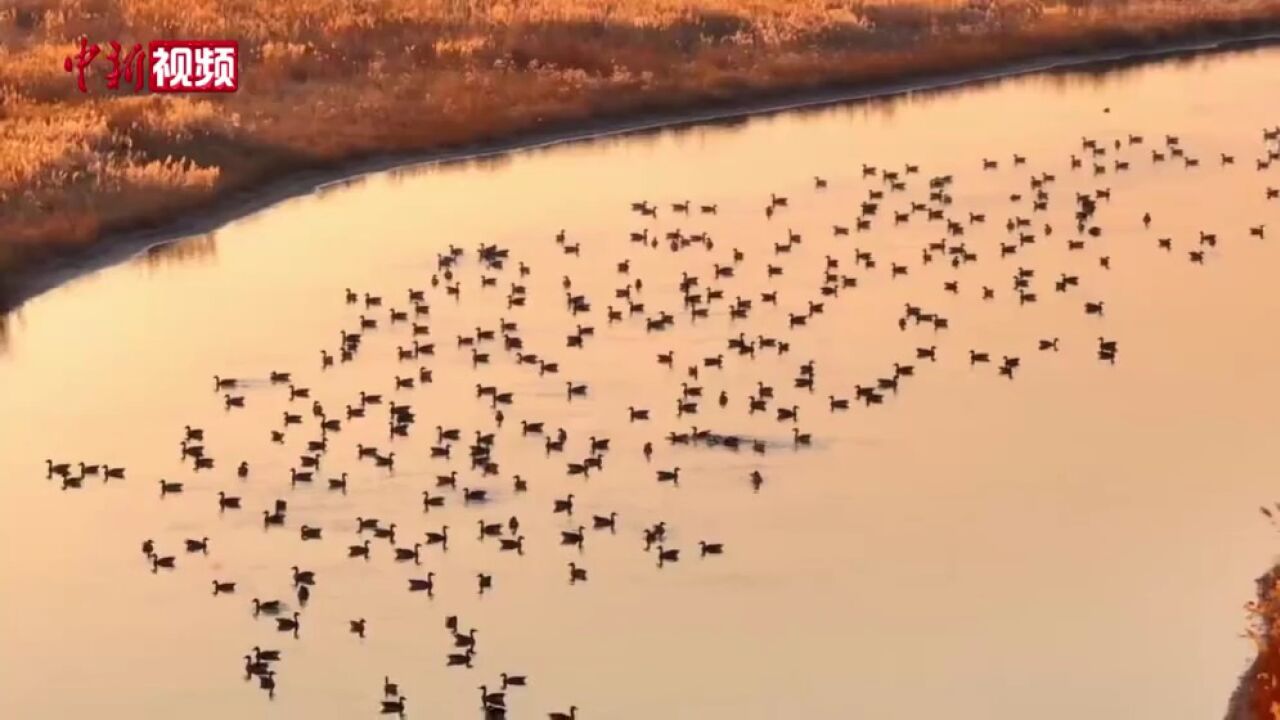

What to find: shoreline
left=4, top=29, right=1279, bottom=313
left=1224, top=567, right=1280, bottom=720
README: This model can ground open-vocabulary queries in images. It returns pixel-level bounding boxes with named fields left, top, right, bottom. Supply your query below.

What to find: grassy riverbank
left=3, top=0, right=1280, bottom=305
left=1235, top=566, right=1280, bottom=720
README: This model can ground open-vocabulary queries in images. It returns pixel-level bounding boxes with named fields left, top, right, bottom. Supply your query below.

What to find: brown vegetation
left=3, top=0, right=1280, bottom=302
left=1239, top=567, right=1280, bottom=720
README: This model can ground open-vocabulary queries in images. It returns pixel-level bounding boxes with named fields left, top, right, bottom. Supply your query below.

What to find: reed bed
left=3, top=0, right=1280, bottom=296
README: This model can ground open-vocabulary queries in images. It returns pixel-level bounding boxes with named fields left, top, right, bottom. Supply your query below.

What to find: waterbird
left=561, top=526, right=586, bottom=547
left=253, top=598, right=282, bottom=615
left=381, top=696, right=405, bottom=716
left=657, top=546, right=680, bottom=566
left=408, top=573, right=436, bottom=594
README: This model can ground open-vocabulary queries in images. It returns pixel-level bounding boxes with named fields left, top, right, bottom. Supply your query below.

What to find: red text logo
left=63, top=37, right=239, bottom=94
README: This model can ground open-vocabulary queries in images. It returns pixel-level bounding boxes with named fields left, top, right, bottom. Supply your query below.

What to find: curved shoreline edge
left=3, top=29, right=1279, bottom=313
left=1224, top=567, right=1280, bottom=720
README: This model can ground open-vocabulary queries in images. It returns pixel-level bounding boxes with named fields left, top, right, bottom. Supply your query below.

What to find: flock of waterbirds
left=42, top=120, right=1280, bottom=717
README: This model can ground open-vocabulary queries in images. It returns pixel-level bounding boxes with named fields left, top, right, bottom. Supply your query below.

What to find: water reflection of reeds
left=0, top=307, right=26, bottom=357
left=372, top=43, right=1270, bottom=191
left=135, top=233, right=219, bottom=270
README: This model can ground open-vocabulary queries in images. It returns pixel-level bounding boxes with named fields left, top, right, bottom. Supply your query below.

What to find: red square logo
left=148, top=40, right=239, bottom=93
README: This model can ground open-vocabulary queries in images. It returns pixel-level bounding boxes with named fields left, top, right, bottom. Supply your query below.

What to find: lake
left=2, top=44, right=1279, bottom=720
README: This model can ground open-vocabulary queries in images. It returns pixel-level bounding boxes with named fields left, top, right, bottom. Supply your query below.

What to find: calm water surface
left=3, top=47, right=1280, bottom=720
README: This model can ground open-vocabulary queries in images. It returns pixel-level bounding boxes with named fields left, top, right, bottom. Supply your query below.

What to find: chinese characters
left=62, top=37, right=239, bottom=94
left=150, top=42, right=239, bottom=93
